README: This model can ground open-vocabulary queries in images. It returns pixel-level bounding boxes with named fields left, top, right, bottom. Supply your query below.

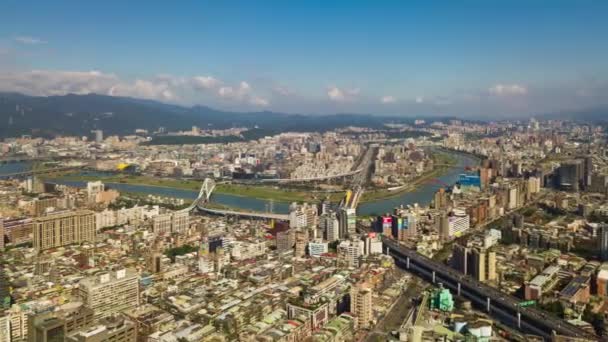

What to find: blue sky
left=0, top=0, right=607, bottom=117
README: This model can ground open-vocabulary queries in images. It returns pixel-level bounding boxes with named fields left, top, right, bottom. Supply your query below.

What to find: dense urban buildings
left=0, top=1, right=607, bottom=339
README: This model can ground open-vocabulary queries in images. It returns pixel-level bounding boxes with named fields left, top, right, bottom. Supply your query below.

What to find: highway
left=382, top=237, right=597, bottom=340
left=343, top=145, right=377, bottom=209
left=195, top=206, right=289, bottom=220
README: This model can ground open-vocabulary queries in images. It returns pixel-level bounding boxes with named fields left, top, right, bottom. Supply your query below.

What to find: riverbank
left=360, top=151, right=457, bottom=203
left=47, top=149, right=459, bottom=205
left=47, top=172, right=345, bottom=203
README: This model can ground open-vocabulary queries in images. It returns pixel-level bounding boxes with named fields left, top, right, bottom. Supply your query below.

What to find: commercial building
left=338, top=207, right=357, bottom=238
left=451, top=244, right=496, bottom=282
left=78, top=269, right=140, bottom=320
left=556, top=160, right=583, bottom=191
left=448, top=210, right=470, bottom=238
left=33, top=210, right=96, bottom=250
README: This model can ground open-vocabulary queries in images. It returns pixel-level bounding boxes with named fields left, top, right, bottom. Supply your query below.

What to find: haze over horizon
left=1, top=0, right=607, bottom=118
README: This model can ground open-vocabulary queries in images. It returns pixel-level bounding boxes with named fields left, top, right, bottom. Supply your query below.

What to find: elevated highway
left=382, top=237, right=597, bottom=340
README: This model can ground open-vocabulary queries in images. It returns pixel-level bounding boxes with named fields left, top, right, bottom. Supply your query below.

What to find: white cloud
left=192, top=76, right=220, bottom=90
left=109, top=79, right=176, bottom=101
left=415, top=96, right=424, bottom=103
left=0, top=70, right=118, bottom=96
left=250, top=96, right=269, bottom=107
left=489, top=84, right=527, bottom=96
left=218, top=81, right=251, bottom=100
left=327, top=86, right=360, bottom=102
left=273, top=85, right=293, bottom=96
left=14, top=36, right=47, bottom=45
left=381, top=95, right=396, bottom=104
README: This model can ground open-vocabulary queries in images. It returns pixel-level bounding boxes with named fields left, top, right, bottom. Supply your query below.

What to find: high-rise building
left=33, top=210, right=96, bottom=250
left=470, top=247, right=496, bottom=282
left=0, top=217, right=4, bottom=251
left=437, top=212, right=450, bottom=241
left=363, top=233, right=383, bottom=255
left=294, top=229, right=309, bottom=257
left=0, top=267, right=10, bottom=309
left=556, top=160, right=583, bottom=191
left=433, top=188, right=448, bottom=209
left=451, top=244, right=496, bottom=282
left=276, top=229, right=295, bottom=252
left=86, top=181, right=105, bottom=204
left=451, top=244, right=469, bottom=276
left=350, top=283, right=373, bottom=329
left=0, top=315, right=9, bottom=342
left=447, top=210, right=469, bottom=238
left=339, top=207, right=357, bottom=238
left=78, top=269, right=140, bottom=320
left=91, top=130, right=103, bottom=143
left=600, top=224, right=608, bottom=262
left=584, top=156, right=593, bottom=189
left=289, top=203, right=318, bottom=229
left=151, top=211, right=189, bottom=235
left=337, top=240, right=364, bottom=268
left=319, top=213, right=339, bottom=241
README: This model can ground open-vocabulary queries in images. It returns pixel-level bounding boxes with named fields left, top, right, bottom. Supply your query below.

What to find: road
left=383, top=237, right=597, bottom=340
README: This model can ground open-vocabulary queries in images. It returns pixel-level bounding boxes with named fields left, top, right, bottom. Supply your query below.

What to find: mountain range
left=0, top=92, right=606, bottom=139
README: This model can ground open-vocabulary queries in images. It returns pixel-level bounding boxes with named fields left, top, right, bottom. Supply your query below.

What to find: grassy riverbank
left=49, top=150, right=459, bottom=204
left=360, top=151, right=458, bottom=203
left=49, top=172, right=344, bottom=203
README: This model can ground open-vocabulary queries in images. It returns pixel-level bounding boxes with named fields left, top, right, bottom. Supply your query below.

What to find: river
left=0, top=151, right=479, bottom=216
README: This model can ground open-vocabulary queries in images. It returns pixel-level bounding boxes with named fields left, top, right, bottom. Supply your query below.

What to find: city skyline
left=1, top=1, right=607, bottom=117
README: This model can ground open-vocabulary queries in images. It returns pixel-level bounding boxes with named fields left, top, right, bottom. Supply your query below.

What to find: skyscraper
left=556, top=160, right=583, bottom=191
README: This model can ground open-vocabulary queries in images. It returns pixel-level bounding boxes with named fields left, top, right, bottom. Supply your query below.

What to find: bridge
left=186, top=178, right=290, bottom=221
left=382, top=237, right=597, bottom=341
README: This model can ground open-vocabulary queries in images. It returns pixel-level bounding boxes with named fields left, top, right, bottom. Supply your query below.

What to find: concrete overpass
left=195, top=206, right=289, bottom=221
left=382, top=237, right=597, bottom=340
